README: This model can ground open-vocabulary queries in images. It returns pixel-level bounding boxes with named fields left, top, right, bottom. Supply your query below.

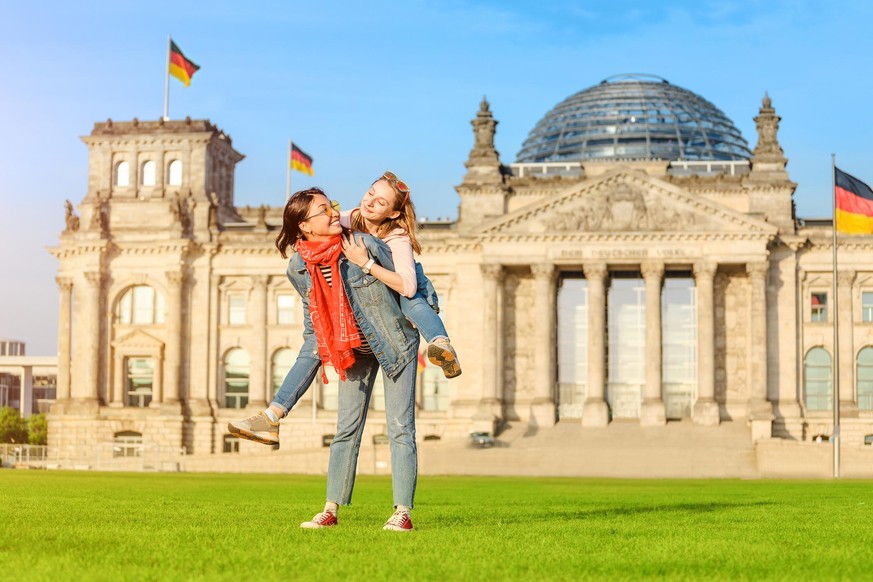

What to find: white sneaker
left=300, top=511, right=338, bottom=529
left=383, top=509, right=414, bottom=532
left=427, top=338, right=462, bottom=379
left=226, top=412, right=279, bottom=445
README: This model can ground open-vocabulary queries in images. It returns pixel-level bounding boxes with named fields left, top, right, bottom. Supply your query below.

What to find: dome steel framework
left=515, top=74, right=751, bottom=163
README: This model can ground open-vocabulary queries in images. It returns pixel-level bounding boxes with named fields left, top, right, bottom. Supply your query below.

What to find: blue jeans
left=326, top=352, right=418, bottom=508
left=401, top=293, right=447, bottom=343
left=271, top=353, right=320, bottom=416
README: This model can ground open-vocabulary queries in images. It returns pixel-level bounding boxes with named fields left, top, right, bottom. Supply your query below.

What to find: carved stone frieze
left=488, top=173, right=775, bottom=237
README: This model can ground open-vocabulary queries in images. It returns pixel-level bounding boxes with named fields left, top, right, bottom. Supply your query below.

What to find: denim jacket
left=286, top=233, right=420, bottom=380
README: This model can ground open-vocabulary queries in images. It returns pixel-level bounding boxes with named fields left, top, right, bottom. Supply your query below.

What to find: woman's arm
left=341, top=234, right=415, bottom=297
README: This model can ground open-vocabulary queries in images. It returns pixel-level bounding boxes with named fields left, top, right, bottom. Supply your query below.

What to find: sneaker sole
left=427, top=344, right=462, bottom=379
left=383, top=525, right=414, bottom=532
left=226, top=423, right=279, bottom=446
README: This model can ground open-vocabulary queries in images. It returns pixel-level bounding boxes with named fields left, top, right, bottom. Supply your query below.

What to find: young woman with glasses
left=230, top=187, right=420, bottom=531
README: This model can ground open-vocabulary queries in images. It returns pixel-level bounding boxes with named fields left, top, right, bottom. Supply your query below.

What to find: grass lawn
left=1, top=471, right=872, bottom=581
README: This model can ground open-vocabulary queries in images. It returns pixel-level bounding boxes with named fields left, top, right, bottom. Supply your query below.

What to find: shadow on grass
left=466, top=500, right=778, bottom=526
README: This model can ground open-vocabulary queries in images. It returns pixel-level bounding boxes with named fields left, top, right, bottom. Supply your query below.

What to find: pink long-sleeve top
left=340, top=209, right=417, bottom=298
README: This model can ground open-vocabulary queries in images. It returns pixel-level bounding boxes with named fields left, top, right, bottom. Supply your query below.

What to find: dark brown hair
left=275, top=187, right=326, bottom=258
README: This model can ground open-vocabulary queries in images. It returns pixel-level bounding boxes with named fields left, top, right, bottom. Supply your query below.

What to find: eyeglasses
left=382, top=171, right=410, bottom=206
left=302, top=199, right=341, bottom=222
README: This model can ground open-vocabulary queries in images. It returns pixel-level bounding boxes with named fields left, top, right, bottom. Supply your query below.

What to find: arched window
left=271, top=348, right=295, bottom=398
left=168, top=160, right=183, bottom=186
left=857, top=347, right=873, bottom=410
left=113, top=431, right=143, bottom=458
left=117, top=285, right=165, bottom=325
left=223, top=348, right=250, bottom=409
left=115, top=161, right=130, bottom=187
left=804, top=347, right=832, bottom=411
left=141, top=160, right=156, bottom=186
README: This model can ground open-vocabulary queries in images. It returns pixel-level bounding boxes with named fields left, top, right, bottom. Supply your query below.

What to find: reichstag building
left=48, top=75, right=873, bottom=470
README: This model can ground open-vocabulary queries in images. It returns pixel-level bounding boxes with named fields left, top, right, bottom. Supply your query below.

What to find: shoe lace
left=386, top=511, right=408, bottom=527
left=314, top=511, right=334, bottom=524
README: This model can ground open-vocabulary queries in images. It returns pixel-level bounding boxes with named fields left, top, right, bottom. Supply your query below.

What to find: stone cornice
left=480, top=231, right=775, bottom=244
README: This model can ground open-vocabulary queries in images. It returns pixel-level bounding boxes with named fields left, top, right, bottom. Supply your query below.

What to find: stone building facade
left=47, top=85, right=873, bottom=469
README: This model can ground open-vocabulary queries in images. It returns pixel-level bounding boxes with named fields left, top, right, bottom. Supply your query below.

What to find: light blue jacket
left=285, top=233, right=419, bottom=380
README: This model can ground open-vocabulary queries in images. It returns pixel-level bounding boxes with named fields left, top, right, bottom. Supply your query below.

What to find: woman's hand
left=341, top=233, right=370, bottom=267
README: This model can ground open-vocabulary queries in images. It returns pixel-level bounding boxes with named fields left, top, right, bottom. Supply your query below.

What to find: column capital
left=165, top=271, right=185, bottom=288
left=838, top=269, right=857, bottom=287
left=582, top=262, right=607, bottom=281
left=746, top=261, right=770, bottom=280
left=55, top=276, right=73, bottom=292
left=83, top=271, right=102, bottom=287
left=530, top=263, right=554, bottom=279
left=481, top=263, right=503, bottom=280
left=251, top=274, right=270, bottom=288
left=640, top=261, right=665, bottom=281
left=693, top=261, right=717, bottom=280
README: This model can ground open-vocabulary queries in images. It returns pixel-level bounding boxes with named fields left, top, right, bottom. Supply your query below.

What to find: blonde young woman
left=340, top=171, right=460, bottom=379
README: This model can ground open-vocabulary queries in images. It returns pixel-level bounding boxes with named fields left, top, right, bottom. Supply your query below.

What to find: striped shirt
left=318, top=264, right=372, bottom=355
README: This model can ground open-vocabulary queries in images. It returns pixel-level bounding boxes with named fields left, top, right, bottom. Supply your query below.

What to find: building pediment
left=112, top=329, right=165, bottom=350
left=477, top=169, right=777, bottom=239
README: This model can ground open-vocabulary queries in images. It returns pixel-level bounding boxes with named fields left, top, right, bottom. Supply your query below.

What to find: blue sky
left=2, top=0, right=872, bottom=354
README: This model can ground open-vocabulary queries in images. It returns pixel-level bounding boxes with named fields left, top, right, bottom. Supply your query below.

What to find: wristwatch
left=362, top=258, right=375, bottom=274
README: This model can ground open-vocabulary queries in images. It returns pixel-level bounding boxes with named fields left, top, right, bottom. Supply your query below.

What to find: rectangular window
left=277, top=294, right=296, bottom=325
left=863, top=292, right=873, bottom=323
left=223, top=435, right=240, bottom=453
left=556, top=275, right=588, bottom=420
left=126, top=358, right=153, bottom=408
left=228, top=294, right=246, bottom=325
left=811, top=292, right=828, bottom=322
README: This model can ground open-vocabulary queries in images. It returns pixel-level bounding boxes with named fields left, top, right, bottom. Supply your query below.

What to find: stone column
left=248, top=276, right=269, bottom=409
left=747, top=261, right=774, bottom=439
left=641, top=261, right=666, bottom=426
left=55, top=277, right=73, bottom=403
left=82, top=271, right=102, bottom=404
left=693, top=261, right=719, bottom=425
left=531, top=263, right=556, bottom=428
left=162, top=271, right=185, bottom=407
left=474, top=264, right=503, bottom=432
left=838, top=269, right=858, bottom=416
left=582, top=262, right=609, bottom=427
left=20, top=366, right=33, bottom=419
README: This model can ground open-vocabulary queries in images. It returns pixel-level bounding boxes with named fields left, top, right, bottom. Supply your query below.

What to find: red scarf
left=296, top=235, right=361, bottom=381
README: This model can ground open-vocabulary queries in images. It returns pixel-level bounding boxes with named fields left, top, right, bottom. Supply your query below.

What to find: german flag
left=835, top=167, right=873, bottom=234
left=290, top=143, right=314, bottom=176
left=169, top=40, right=200, bottom=87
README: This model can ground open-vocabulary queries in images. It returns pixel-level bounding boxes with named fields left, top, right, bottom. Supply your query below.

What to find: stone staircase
left=418, top=419, right=759, bottom=478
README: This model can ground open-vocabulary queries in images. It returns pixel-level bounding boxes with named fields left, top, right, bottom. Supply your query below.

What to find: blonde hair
left=352, top=177, right=421, bottom=254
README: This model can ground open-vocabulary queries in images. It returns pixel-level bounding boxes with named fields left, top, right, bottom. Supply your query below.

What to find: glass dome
left=516, top=74, right=751, bottom=163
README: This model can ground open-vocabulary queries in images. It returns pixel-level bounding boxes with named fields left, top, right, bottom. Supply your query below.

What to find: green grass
left=1, top=472, right=872, bottom=581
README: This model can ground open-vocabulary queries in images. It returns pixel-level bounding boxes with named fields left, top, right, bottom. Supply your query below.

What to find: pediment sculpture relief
left=544, top=183, right=717, bottom=232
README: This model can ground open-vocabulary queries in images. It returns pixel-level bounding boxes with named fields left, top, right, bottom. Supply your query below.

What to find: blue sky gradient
left=2, top=1, right=872, bottom=353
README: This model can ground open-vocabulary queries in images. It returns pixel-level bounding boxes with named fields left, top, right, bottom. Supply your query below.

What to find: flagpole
left=286, top=139, right=292, bottom=201
left=163, top=34, right=171, bottom=121
left=831, top=153, right=841, bottom=479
